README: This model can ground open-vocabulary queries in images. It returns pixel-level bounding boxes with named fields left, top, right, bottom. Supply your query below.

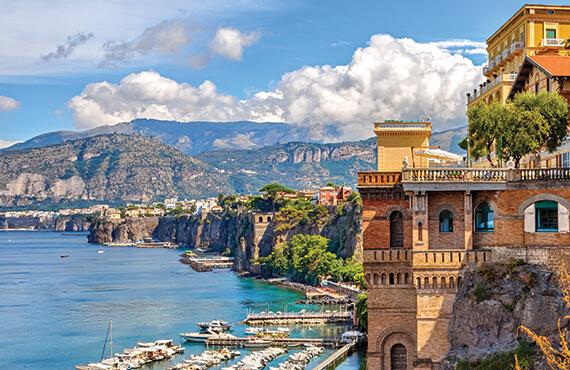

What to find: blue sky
left=0, top=0, right=562, bottom=146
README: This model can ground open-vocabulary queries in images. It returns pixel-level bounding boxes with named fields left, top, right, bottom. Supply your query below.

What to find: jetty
left=244, top=311, right=352, bottom=326
left=180, top=255, right=234, bottom=272
left=205, top=336, right=343, bottom=349
left=312, top=342, right=356, bottom=370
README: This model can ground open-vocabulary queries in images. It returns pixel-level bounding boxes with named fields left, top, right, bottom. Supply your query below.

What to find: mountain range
left=0, top=120, right=466, bottom=207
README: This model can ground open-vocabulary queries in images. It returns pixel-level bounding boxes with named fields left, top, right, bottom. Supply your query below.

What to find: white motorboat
left=180, top=329, right=235, bottom=342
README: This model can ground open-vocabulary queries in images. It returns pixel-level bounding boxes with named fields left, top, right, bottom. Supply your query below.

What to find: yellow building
left=467, top=4, right=570, bottom=107
left=375, top=121, right=432, bottom=171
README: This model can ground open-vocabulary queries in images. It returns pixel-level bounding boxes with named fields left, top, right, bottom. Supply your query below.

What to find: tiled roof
left=529, top=55, right=570, bottom=77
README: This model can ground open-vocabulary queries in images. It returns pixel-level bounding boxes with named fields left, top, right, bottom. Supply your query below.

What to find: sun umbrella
left=414, top=148, right=463, bottom=162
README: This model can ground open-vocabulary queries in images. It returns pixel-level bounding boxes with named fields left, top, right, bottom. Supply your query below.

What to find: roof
left=508, top=55, right=570, bottom=99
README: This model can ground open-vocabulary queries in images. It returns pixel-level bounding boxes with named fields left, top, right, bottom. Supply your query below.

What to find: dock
left=205, top=336, right=343, bottom=349
left=244, top=311, right=352, bottom=325
left=312, top=343, right=355, bottom=370
left=180, top=256, right=234, bottom=272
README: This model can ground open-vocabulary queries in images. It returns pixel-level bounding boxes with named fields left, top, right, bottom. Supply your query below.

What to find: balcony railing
left=358, top=168, right=570, bottom=186
left=542, top=38, right=564, bottom=47
left=357, top=171, right=401, bottom=187
left=403, top=168, right=509, bottom=182
left=482, top=41, right=524, bottom=76
left=467, top=73, right=518, bottom=103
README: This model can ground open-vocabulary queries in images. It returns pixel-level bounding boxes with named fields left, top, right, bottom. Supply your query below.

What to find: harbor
left=244, top=311, right=353, bottom=326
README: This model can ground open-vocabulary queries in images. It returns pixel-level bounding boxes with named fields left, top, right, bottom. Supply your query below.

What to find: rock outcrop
left=444, top=262, right=570, bottom=368
left=88, top=201, right=363, bottom=272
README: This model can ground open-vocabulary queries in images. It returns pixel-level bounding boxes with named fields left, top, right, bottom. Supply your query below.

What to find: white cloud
left=209, top=27, right=260, bottom=60
left=0, top=96, right=20, bottom=111
left=69, top=34, right=483, bottom=140
left=0, top=0, right=276, bottom=75
left=101, top=19, right=192, bottom=67
left=430, top=39, right=487, bottom=56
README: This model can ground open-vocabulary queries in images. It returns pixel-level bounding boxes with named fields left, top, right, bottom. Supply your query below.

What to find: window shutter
left=559, top=204, right=569, bottom=233
left=524, top=204, right=535, bottom=233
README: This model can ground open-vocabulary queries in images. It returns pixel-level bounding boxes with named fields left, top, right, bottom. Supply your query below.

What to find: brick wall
left=428, top=192, right=465, bottom=249
left=473, top=187, right=570, bottom=248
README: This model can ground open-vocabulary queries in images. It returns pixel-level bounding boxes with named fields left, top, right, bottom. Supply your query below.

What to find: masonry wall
left=427, top=192, right=465, bottom=250
left=362, top=187, right=412, bottom=250
left=472, top=186, right=570, bottom=248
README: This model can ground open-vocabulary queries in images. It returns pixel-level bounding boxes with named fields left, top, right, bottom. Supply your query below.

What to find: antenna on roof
left=420, top=115, right=432, bottom=122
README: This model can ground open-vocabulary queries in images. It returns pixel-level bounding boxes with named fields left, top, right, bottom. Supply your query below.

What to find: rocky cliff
left=0, top=134, right=232, bottom=207
left=0, top=214, right=93, bottom=231
left=443, top=262, right=569, bottom=369
left=88, top=201, right=363, bottom=271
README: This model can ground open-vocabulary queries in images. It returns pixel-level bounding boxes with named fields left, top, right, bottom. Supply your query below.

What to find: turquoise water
left=0, top=231, right=362, bottom=370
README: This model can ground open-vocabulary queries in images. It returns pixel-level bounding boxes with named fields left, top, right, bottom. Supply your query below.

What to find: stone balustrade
left=358, top=168, right=570, bottom=187
left=364, top=249, right=412, bottom=262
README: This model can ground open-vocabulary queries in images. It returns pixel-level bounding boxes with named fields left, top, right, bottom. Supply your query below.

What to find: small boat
left=60, top=255, right=69, bottom=258
left=97, top=250, right=105, bottom=254
left=197, top=320, right=232, bottom=331
left=180, top=328, right=234, bottom=343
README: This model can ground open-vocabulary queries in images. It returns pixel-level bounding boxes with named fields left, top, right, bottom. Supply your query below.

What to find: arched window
left=258, top=216, right=263, bottom=222
left=536, top=200, right=558, bottom=232
left=390, top=344, right=407, bottom=370
left=475, top=202, right=494, bottom=231
left=389, top=211, right=404, bottom=248
left=267, top=216, right=272, bottom=222
left=389, top=273, right=395, bottom=285
left=439, top=210, right=453, bottom=232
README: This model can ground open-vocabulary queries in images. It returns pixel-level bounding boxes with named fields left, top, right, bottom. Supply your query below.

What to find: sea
left=0, top=231, right=363, bottom=370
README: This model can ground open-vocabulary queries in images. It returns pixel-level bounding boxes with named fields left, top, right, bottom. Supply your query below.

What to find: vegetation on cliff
left=260, top=234, right=364, bottom=286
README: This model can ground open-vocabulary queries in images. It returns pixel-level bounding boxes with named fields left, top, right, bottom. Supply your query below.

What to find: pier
left=312, top=343, right=355, bottom=370
left=180, top=256, right=234, bottom=272
left=205, top=336, right=343, bottom=349
left=244, top=311, right=352, bottom=325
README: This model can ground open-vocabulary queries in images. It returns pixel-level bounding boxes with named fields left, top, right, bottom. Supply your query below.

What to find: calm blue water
left=0, top=231, right=362, bottom=370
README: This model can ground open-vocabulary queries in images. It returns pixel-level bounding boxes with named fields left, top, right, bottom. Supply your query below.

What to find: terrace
left=358, top=167, right=570, bottom=190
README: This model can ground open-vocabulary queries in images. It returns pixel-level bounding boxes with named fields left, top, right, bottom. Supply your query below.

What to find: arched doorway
left=390, top=343, right=407, bottom=370
left=390, top=211, right=404, bottom=248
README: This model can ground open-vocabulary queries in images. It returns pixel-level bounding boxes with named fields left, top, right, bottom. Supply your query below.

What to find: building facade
left=467, top=4, right=570, bottom=107
left=359, top=121, right=570, bottom=370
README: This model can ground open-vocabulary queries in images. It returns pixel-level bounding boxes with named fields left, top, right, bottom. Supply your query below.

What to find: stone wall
left=427, top=192, right=465, bottom=250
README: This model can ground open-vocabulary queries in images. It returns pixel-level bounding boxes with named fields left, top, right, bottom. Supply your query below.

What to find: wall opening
left=390, top=211, right=404, bottom=248
left=390, top=343, right=407, bottom=370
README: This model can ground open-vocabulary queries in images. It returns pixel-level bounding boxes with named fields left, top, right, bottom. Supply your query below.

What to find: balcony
left=357, top=168, right=570, bottom=189
left=357, top=171, right=401, bottom=187
left=542, top=38, right=564, bottom=47
left=466, top=73, right=517, bottom=104
left=482, top=41, right=525, bottom=77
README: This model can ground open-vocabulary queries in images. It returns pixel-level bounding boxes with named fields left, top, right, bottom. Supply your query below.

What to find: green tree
left=466, top=92, right=568, bottom=167
left=467, top=101, right=509, bottom=166
left=259, top=183, right=296, bottom=211
left=355, top=292, right=368, bottom=332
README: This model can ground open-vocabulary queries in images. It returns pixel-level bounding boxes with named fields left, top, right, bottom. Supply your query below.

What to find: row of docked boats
left=270, top=345, right=324, bottom=370
left=221, top=347, right=287, bottom=370
left=168, top=348, right=241, bottom=370
left=75, top=339, right=184, bottom=370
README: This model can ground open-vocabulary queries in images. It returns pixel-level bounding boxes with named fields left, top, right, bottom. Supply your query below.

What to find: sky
left=0, top=0, right=565, bottom=147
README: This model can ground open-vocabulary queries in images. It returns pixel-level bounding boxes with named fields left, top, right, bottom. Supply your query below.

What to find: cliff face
left=88, top=202, right=363, bottom=271
left=444, top=262, right=570, bottom=368
left=88, top=217, right=160, bottom=243
left=0, top=214, right=92, bottom=231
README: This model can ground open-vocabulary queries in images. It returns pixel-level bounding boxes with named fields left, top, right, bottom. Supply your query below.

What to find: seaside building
left=466, top=4, right=570, bottom=168
left=358, top=120, right=570, bottom=369
left=467, top=4, right=570, bottom=107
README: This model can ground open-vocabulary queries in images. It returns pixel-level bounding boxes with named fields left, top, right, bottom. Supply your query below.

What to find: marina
left=168, top=348, right=241, bottom=370
left=221, top=347, right=288, bottom=370
left=244, top=311, right=353, bottom=326
left=75, top=339, right=184, bottom=370
left=270, top=345, right=324, bottom=370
